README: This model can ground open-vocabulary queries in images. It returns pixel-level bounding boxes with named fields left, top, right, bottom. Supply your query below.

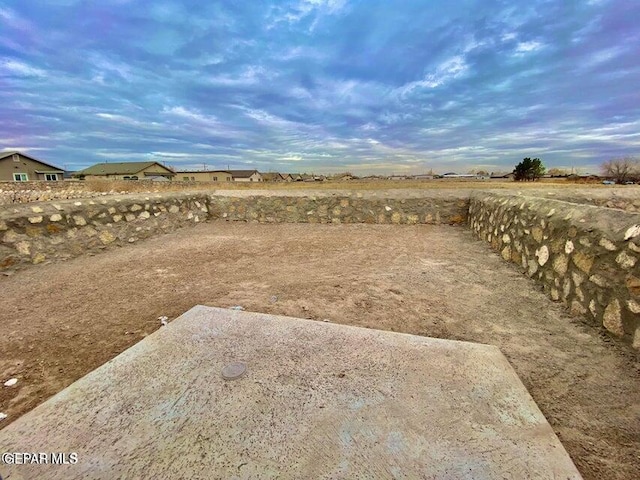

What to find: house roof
left=228, top=169, right=260, bottom=178
left=175, top=170, right=231, bottom=174
left=76, top=162, right=174, bottom=176
left=262, top=172, right=284, bottom=180
left=0, top=151, right=65, bottom=172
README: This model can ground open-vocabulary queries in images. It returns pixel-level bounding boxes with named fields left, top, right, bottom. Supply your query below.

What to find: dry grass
left=83, top=177, right=609, bottom=194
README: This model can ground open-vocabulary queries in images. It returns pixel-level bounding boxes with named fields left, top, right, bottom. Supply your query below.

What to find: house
left=280, top=173, right=293, bottom=182
left=289, top=173, right=303, bottom=182
left=229, top=170, right=263, bottom=182
left=0, top=151, right=65, bottom=182
left=442, top=173, right=485, bottom=179
left=490, top=172, right=515, bottom=180
left=175, top=170, right=232, bottom=182
left=74, top=162, right=175, bottom=180
left=262, top=172, right=285, bottom=182
left=301, top=174, right=325, bottom=182
left=414, top=174, right=435, bottom=180
left=336, top=174, right=355, bottom=181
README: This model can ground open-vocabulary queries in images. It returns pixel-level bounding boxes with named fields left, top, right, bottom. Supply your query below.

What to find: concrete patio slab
left=0, top=306, right=581, bottom=479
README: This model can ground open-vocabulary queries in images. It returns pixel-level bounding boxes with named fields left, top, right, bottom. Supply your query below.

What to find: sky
left=1, top=0, right=639, bottom=175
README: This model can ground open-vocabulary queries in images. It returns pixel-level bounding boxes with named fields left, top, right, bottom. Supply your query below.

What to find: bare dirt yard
left=1, top=221, right=638, bottom=479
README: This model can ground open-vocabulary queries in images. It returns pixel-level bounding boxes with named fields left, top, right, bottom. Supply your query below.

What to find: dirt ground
left=1, top=221, right=638, bottom=479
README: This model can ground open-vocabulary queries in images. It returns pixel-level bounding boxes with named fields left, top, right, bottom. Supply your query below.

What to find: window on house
left=213, top=176, right=217, bottom=181
left=183, top=176, right=189, bottom=181
left=12, top=154, right=20, bottom=162
left=131, top=176, right=138, bottom=180
left=45, top=174, right=58, bottom=181
left=13, top=173, right=28, bottom=181
left=123, top=176, right=131, bottom=180
left=191, top=176, right=195, bottom=181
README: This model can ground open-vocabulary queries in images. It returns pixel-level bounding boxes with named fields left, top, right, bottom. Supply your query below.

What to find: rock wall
left=208, top=194, right=469, bottom=225
left=4, top=188, right=638, bottom=349
left=0, top=193, right=209, bottom=270
left=0, top=180, right=214, bottom=205
left=0, top=181, right=99, bottom=204
left=0, top=192, right=468, bottom=271
left=469, top=192, right=640, bottom=349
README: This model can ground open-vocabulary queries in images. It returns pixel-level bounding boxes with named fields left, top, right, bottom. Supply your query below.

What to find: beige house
left=262, top=172, right=284, bottom=182
left=75, top=162, right=175, bottom=180
left=229, top=170, right=263, bottom=182
left=280, top=173, right=293, bottom=182
left=176, top=170, right=232, bottom=182
left=0, top=151, right=64, bottom=182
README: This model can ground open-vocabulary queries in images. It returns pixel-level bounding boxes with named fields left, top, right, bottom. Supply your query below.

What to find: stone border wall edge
left=468, top=190, right=640, bottom=349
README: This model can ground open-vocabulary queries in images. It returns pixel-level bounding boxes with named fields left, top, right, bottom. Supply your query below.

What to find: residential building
left=301, top=174, right=325, bottom=182
left=175, top=171, right=232, bottom=182
left=74, top=162, right=175, bottom=180
left=229, top=170, right=263, bottom=182
left=0, top=151, right=65, bottom=182
left=262, top=172, right=285, bottom=182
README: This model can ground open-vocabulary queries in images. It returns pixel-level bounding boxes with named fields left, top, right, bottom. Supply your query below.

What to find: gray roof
left=0, top=151, right=64, bottom=172
left=76, top=162, right=174, bottom=176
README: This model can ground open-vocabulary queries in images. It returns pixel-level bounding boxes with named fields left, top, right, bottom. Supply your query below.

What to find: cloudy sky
left=1, top=0, right=638, bottom=175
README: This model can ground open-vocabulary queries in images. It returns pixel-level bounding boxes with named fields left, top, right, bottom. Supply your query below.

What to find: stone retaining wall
left=0, top=181, right=98, bottom=205
left=3, top=189, right=638, bottom=349
left=469, top=192, right=640, bottom=349
left=0, top=193, right=210, bottom=270
left=208, top=194, right=468, bottom=225
left=0, top=180, right=216, bottom=205
left=0, top=192, right=468, bottom=271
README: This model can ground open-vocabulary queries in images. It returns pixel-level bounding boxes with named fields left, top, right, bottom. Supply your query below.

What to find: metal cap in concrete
left=0, top=306, right=582, bottom=479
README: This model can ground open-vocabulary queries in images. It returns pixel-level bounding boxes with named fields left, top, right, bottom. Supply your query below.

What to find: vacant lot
left=1, top=222, right=638, bottom=479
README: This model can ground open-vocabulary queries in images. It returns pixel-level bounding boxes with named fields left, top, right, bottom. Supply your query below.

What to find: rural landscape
left=2, top=0, right=639, bottom=479
left=1, top=173, right=639, bottom=479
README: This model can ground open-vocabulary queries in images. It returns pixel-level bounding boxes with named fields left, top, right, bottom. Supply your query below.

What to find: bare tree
left=601, top=157, right=639, bottom=183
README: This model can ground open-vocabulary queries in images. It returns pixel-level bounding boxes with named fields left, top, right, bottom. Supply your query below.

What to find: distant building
left=74, top=162, right=175, bottom=180
left=175, top=170, right=232, bottom=182
left=0, top=151, right=65, bottom=182
left=490, top=172, right=515, bottom=180
left=289, top=173, right=303, bottom=182
left=229, top=170, right=263, bottom=182
left=280, top=173, right=293, bottom=182
left=336, top=174, right=355, bottom=181
left=262, top=172, right=285, bottom=182
left=301, top=174, right=325, bottom=182
left=442, top=173, right=488, bottom=179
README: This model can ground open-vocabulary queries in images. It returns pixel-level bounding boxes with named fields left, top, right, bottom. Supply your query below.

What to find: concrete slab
left=0, top=306, right=582, bottom=479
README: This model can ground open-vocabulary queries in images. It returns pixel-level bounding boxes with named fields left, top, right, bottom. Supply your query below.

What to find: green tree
left=513, top=157, right=545, bottom=181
